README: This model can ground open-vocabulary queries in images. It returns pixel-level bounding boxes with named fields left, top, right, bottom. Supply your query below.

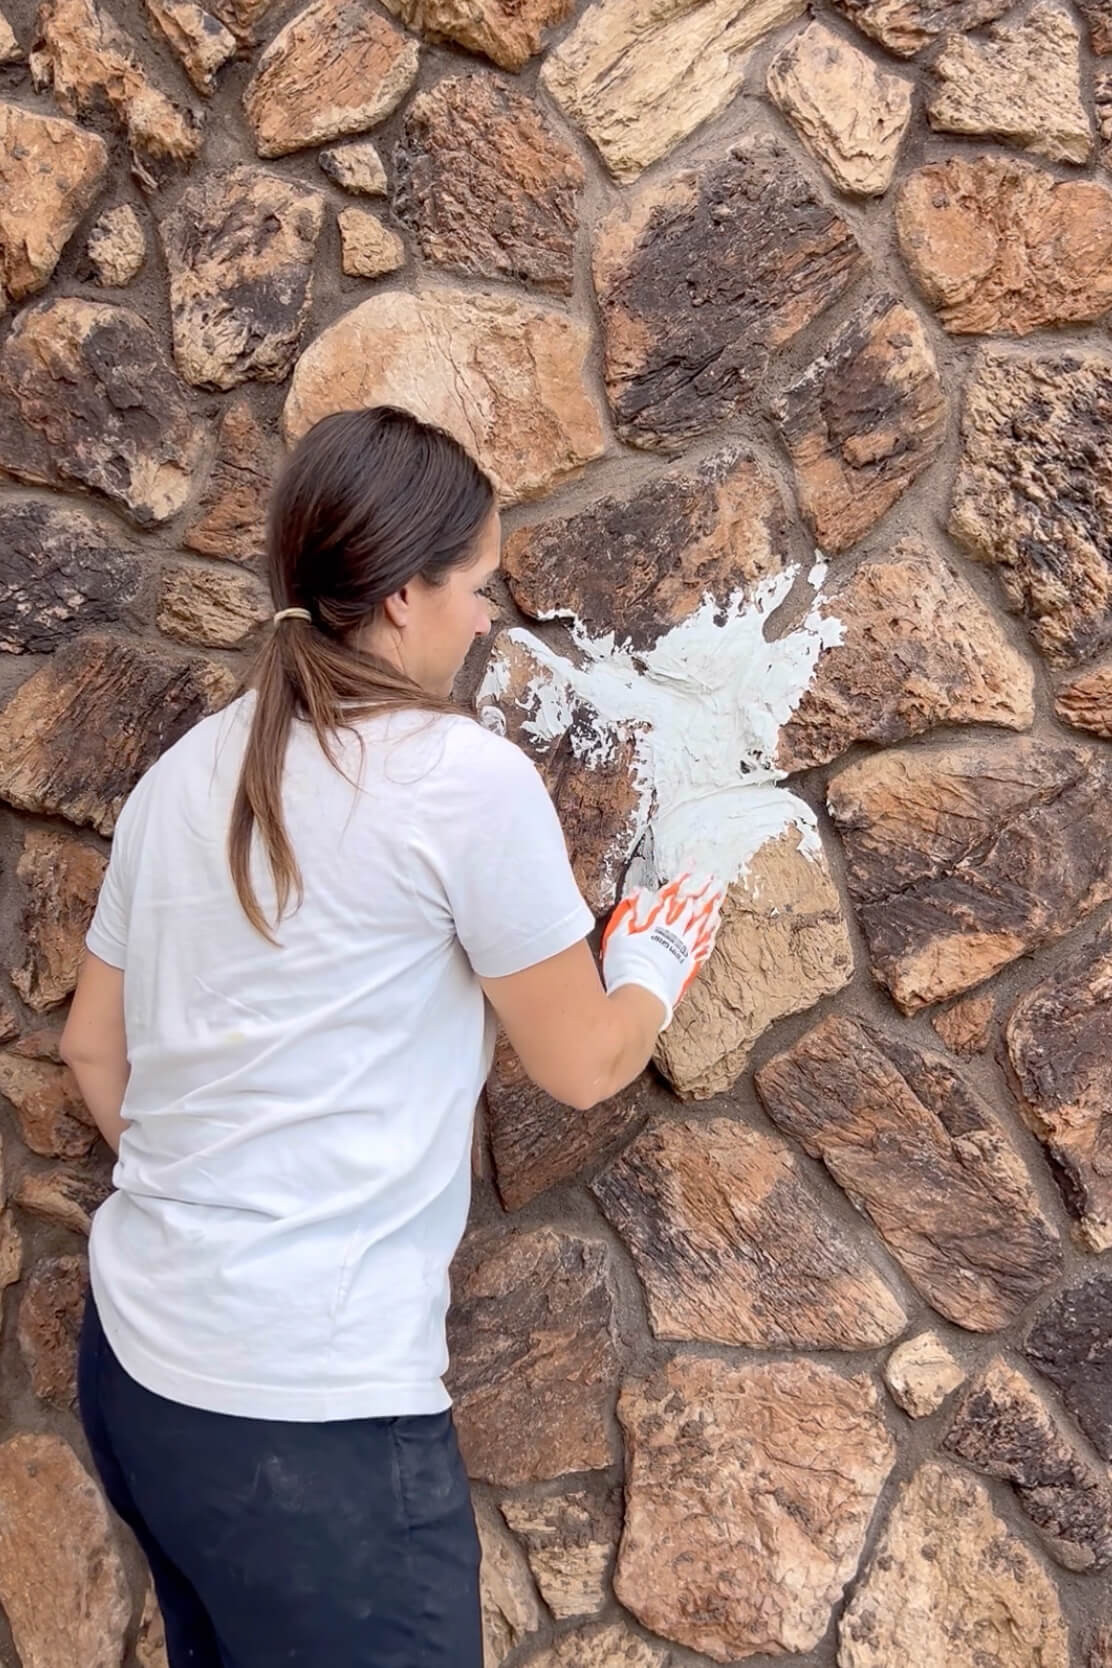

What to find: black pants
left=77, top=1295, right=483, bottom=1668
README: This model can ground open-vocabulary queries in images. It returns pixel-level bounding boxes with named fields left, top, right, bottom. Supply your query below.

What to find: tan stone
left=0, top=1210, right=23, bottom=1324
left=828, top=0, right=1012, bottom=56
left=15, top=1158, right=113, bottom=1235
left=284, top=288, right=605, bottom=506
left=86, top=203, right=146, bottom=287
left=928, top=2, right=1091, bottom=165
left=931, top=992, right=995, bottom=1057
left=158, top=564, right=270, bottom=649
left=145, top=0, right=236, bottom=93
left=0, top=12, right=21, bottom=58
left=0, top=1052, right=96, bottom=1158
left=838, top=1463, right=1070, bottom=1668
left=0, top=103, right=106, bottom=303
left=244, top=0, right=418, bottom=158
left=756, top=1016, right=1063, bottom=1331
left=337, top=207, right=404, bottom=278
left=136, top=1587, right=169, bottom=1668
left=500, top=1487, right=619, bottom=1620
left=0, top=499, right=140, bottom=654
left=1026, top=1274, right=1112, bottom=1461
left=12, top=830, right=105, bottom=1012
left=767, top=22, right=912, bottom=195
left=319, top=139, right=387, bottom=195
left=380, top=0, right=570, bottom=69
left=18, top=1254, right=85, bottom=1410
left=0, top=1434, right=130, bottom=1668
left=884, top=1331, right=966, bottom=1417
left=618, top=1355, right=895, bottom=1660
left=183, top=398, right=274, bottom=564
left=527, top=1623, right=671, bottom=1668
left=474, top=1497, right=542, bottom=1665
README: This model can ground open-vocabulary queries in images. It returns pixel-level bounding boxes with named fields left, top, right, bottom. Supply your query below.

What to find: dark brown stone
left=17, top=1254, right=85, bottom=1409
left=1026, top=1275, right=1112, bottom=1461
left=593, top=135, right=866, bottom=452
left=15, top=1156, right=113, bottom=1234
left=755, top=1015, right=1062, bottom=1331
left=204, top=0, right=276, bottom=40
left=0, top=1053, right=95, bottom=1158
left=0, top=500, right=140, bottom=654
left=183, top=398, right=274, bottom=563
left=1078, top=0, right=1112, bottom=50
left=12, top=830, right=105, bottom=1013
left=829, top=0, right=1013, bottom=56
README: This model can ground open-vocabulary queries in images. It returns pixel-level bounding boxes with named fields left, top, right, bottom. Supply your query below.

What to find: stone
left=0, top=298, right=203, bottom=527
left=446, top=1228, right=620, bottom=1485
left=766, top=23, right=912, bottom=196
left=0, top=1434, right=130, bottom=1668
left=161, top=166, right=324, bottom=390
left=1057, top=661, right=1112, bottom=735
left=379, top=0, right=570, bottom=69
left=527, top=1623, right=672, bottom=1668
left=0, top=103, right=106, bottom=303
left=931, top=992, right=995, bottom=1057
left=942, top=1356, right=1112, bottom=1571
left=897, top=156, right=1112, bottom=335
left=0, top=1053, right=96, bottom=1158
left=1078, top=0, right=1112, bottom=51
left=927, top=3, right=1091, bottom=166
left=774, top=295, right=946, bottom=556
left=136, top=1588, right=169, bottom=1668
left=158, top=564, right=270, bottom=649
left=0, top=1004, right=17, bottom=1045
left=18, top=1254, right=85, bottom=1409
left=0, top=1208, right=21, bottom=1318
left=86, top=203, right=145, bottom=287
left=828, top=0, right=1012, bottom=56
left=1092, top=1627, right=1112, bottom=1668
left=826, top=740, right=1112, bottom=1010
left=838, top=1462, right=1070, bottom=1668
left=593, top=136, right=866, bottom=451
left=542, top=0, right=804, bottom=182
left=284, top=288, right=605, bottom=506
left=319, top=140, right=386, bottom=195
left=1026, top=1276, right=1112, bottom=1461
left=15, top=1157, right=113, bottom=1234
left=0, top=635, right=236, bottom=835
left=205, top=0, right=275, bottom=40
left=593, top=1116, right=907, bottom=1349
left=31, top=0, right=201, bottom=184
left=12, top=830, right=105, bottom=1012
left=617, top=1355, right=895, bottom=1660
left=145, top=0, right=236, bottom=93
left=337, top=207, right=404, bottom=278
left=777, top=542, right=1034, bottom=772
left=394, top=76, right=583, bottom=293
left=474, top=1497, right=542, bottom=1665
left=0, top=12, right=20, bottom=58
left=500, top=1487, right=619, bottom=1620
left=485, top=1032, right=647, bottom=1212
left=0, top=500, right=140, bottom=655
left=755, top=1016, right=1063, bottom=1331
left=243, top=0, right=418, bottom=158
left=884, top=1331, right=966, bottom=1417
left=183, top=398, right=274, bottom=563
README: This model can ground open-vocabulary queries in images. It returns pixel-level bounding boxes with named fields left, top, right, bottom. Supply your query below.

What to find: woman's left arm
left=60, top=952, right=130, bottom=1155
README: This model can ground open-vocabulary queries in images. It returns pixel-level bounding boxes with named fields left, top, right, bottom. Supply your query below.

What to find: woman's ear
left=380, top=584, right=410, bottom=630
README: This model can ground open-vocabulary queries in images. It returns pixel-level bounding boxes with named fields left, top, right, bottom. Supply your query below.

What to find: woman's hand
left=601, top=871, right=725, bottom=1029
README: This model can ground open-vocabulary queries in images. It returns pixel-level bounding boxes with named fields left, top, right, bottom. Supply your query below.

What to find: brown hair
left=230, top=405, right=496, bottom=942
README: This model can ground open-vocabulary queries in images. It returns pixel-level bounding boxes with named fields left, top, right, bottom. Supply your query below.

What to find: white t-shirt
left=86, top=696, right=593, bottom=1421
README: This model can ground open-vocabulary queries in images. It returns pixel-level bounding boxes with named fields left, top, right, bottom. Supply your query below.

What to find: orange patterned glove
left=601, top=872, right=725, bottom=1030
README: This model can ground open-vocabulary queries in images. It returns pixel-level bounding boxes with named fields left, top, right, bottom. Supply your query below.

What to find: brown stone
left=379, top=0, right=570, bottom=70
left=319, top=139, right=386, bottom=195
left=755, top=1015, right=1063, bottom=1330
left=204, top=0, right=274, bottom=40
left=158, top=564, right=270, bottom=649
left=18, top=1254, right=85, bottom=1410
left=0, top=102, right=106, bottom=303
left=0, top=1052, right=96, bottom=1158
left=446, top=1228, right=621, bottom=1485
left=337, top=207, right=404, bottom=278
left=136, top=1588, right=169, bottom=1668
left=10, top=1029, right=63, bottom=1063
left=931, top=992, right=995, bottom=1057
left=284, top=288, right=605, bottom=506
left=592, top=1116, right=907, bottom=1349
left=12, top=830, right=105, bottom=1012
left=474, top=1497, right=542, bottom=1666
left=243, top=0, right=418, bottom=158
left=0, top=500, right=140, bottom=655
left=528, top=1623, right=672, bottom=1668
left=394, top=76, right=583, bottom=293
left=766, top=23, right=913, bottom=196
left=14, top=1157, right=113, bottom=1234
left=617, top=1355, right=895, bottom=1660
left=86, top=203, right=146, bottom=287
left=594, top=136, right=866, bottom=450
left=183, top=398, right=274, bottom=563
left=1026, top=1275, right=1112, bottom=1461
left=0, top=635, right=236, bottom=835
left=161, top=166, right=324, bottom=389
left=897, top=156, right=1112, bottom=335
left=500, top=1486, right=619, bottom=1621
left=828, top=0, right=1012, bottom=56
left=838, top=1463, right=1070, bottom=1668
left=1092, top=1626, right=1112, bottom=1668
left=0, top=297, right=203, bottom=527
left=927, top=2, right=1092, bottom=165
left=777, top=542, right=1033, bottom=771
left=0, top=1005, right=17, bottom=1046
left=145, top=0, right=236, bottom=93
left=943, top=1356, right=1112, bottom=1571
left=0, top=12, right=20, bottom=58
left=1057, top=661, right=1112, bottom=735
left=774, top=295, right=946, bottom=556
left=0, top=1434, right=130, bottom=1668
left=826, top=740, right=1112, bottom=1010
left=0, top=1209, right=23, bottom=1323
left=884, top=1331, right=966, bottom=1417
left=1078, top=0, right=1112, bottom=51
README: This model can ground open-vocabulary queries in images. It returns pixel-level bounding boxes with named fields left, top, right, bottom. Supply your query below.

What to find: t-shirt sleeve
left=85, top=794, right=138, bottom=970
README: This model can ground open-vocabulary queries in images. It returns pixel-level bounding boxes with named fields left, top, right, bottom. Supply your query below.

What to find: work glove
left=601, top=871, right=725, bottom=1030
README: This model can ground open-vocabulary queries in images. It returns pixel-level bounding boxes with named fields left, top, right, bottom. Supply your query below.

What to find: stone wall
left=0, top=0, right=1111, bottom=1659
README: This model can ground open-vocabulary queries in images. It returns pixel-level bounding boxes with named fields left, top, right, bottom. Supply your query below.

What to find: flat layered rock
left=0, top=1053, right=96, bottom=1158
left=86, top=204, right=146, bottom=286
left=0, top=500, right=140, bottom=654
left=15, top=1157, right=113, bottom=1234
left=0, top=102, right=106, bottom=303
left=500, top=1486, right=619, bottom=1620
left=12, top=831, right=104, bottom=1012
left=145, top=0, right=235, bottom=93
left=756, top=1015, right=1062, bottom=1330
left=767, top=22, right=913, bottom=195
left=183, top=398, right=274, bottom=563
left=158, top=564, right=270, bottom=649
left=884, top=1331, right=966, bottom=1417
left=1026, top=1273, right=1112, bottom=1461
left=1056, top=661, right=1112, bottom=735
left=17, top=1254, right=84, bottom=1410
left=380, top=0, right=571, bottom=69
left=828, top=0, right=1012, bottom=56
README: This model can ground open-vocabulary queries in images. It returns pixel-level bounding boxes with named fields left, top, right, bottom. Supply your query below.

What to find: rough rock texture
left=136, top=1588, right=169, bottom=1668
left=204, top=0, right=274, bottom=39
left=446, top=1228, right=621, bottom=1484
left=0, top=12, right=19, bottom=57
left=474, top=1496, right=543, bottom=1665
left=0, top=500, right=140, bottom=654
left=755, top=1016, right=1063, bottom=1330
left=86, top=203, right=146, bottom=287
left=592, top=1116, right=908, bottom=1347
left=0, top=104, right=106, bottom=304
left=394, top=76, right=583, bottom=292
left=146, top=0, right=236, bottom=93
left=0, top=635, right=236, bottom=834
left=897, top=156, right=1112, bottom=335
left=12, top=830, right=105, bottom=1011
left=380, top=0, right=572, bottom=70
left=767, top=23, right=913, bottom=196
left=1057, top=662, right=1112, bottom=736
left=931, top=992, right=995, bottom=1056
left=183, top=398, right=274, bottom=563
left=616, top=1355, right=895, bottom=1660
left=161, top=166, right=324, bottom=389
left=336, top=207, right=404, bottom=278
left=541, top=0, right=805, bottom=182
left=593, top=136, right=866, bottom=450
left=0, top=298, right=203, bottom=527
left=0, top=1053, right=95, bottom=1157
left=1026, top=1274, right=1112, bottom=1461
left=774, top=295, right=946, bottom=555
left=158, top=564, right=270, bottom=648
left=1092, top=1625, right=1112, bottom=1668
left=927, top=2, right=1092, bottom=165
left=838, top=1462, right=1071, bottom=1668
left=319, top=139, right=386, bottom=195
left=528, top=1623, right=672, bottom=1668
left=1079, top=0, right=1112, bottom=50
left=15, top=1158, right=113, bottom=1235
left=829, top=0, right=1012, bottom=55
left=284, top=288, right=605, bottom=505
left=17, top=1254, right=84, bottom=1410
left=777, top=542, right=1034, bottom=771
left=884, top=1331, right=966, bottom=1417
left=826, top=740, right=1112, bottom=1010
left=243, top=0, right=419, bottom=158
left=500, top=1486, right=620, bottom=1620
left=0, top=1206, right=21, bottom=1323
left=0, top=1434, right=131, bottom=1668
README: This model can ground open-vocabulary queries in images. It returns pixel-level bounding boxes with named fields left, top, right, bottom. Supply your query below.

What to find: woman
left=61, top=405, right=723, bottom=1668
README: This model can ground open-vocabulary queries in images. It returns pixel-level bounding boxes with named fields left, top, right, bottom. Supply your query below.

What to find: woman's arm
left=59, top=952, right=130, bottom=1155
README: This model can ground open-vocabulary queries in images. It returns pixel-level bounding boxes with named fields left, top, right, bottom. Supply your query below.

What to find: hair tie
left=273, top=607, right=312, bottom=625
